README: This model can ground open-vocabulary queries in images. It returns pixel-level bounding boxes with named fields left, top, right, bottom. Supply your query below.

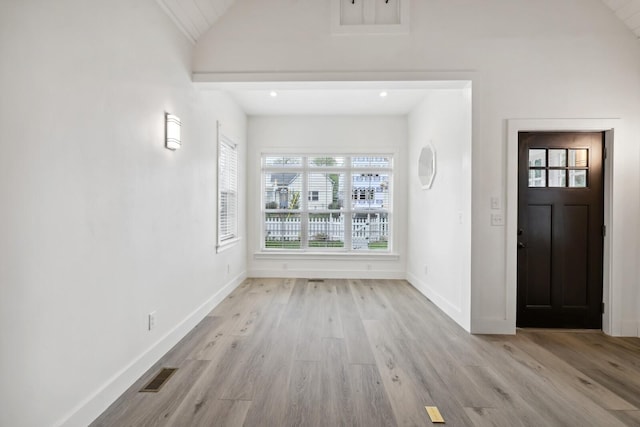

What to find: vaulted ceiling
left=158, top=0, right=640, bottom=44
left=155, top=0, right=235, bottom=43
left=602, top=0, right=640, bottom=37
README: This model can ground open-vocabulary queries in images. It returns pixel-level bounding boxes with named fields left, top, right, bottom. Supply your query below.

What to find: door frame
left=507, top=119, right=616, bottom=335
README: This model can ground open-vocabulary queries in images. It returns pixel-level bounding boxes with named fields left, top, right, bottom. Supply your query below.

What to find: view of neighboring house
left=264, top=156, right=390, bottom=211
left=265, top=172, right=334, bottom=210
left=352, top=172, right=388, bottom=209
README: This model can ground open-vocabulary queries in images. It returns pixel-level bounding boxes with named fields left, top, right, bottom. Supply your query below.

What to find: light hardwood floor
left=92, top=279, right=640, bottom=426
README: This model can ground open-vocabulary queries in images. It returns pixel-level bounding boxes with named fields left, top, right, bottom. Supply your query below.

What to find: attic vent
left=331, top=0, right=409, bottom=34
left=140, top=368, right=177, bottom=393
left=308, top=279, right=325, bottom=283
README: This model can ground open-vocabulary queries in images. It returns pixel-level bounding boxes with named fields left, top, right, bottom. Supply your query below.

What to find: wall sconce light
left=165, top=113, right=181, bottom=150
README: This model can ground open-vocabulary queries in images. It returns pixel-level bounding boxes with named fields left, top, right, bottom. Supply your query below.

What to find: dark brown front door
left=517, top=132, right=604, bottom=328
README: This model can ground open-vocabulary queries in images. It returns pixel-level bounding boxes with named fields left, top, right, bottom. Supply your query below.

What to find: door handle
left=518, top=241, right=526, bottom=249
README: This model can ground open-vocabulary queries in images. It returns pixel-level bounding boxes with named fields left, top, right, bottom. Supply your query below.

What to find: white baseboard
left=470, top=318, right=516, bottom=335
left=405, top=272, right=469, bottom=332
left=248, top=269, right=405, bottom=280
left=618, top=319, right=640, bottom=337
left=57, top=272, right=247, bottom=427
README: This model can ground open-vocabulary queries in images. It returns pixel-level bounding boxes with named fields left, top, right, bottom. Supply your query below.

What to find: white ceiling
left=155, top=0, right=234, bottom=43
left=231, top=89, right=430, bottom=116
left=157, top=0, right=640, bottom=44
left=601, top=0, right=640, bottom=37
left=157, top=0, right=638, bottom=115
left=197, top=81, right=471, bottom=115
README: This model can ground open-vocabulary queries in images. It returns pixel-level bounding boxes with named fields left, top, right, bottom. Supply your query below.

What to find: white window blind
left=218, top=134, right=238, bottom=249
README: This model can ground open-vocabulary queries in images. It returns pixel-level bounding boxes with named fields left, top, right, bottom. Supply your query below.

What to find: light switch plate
left=491, top=196, right=500, bottom=210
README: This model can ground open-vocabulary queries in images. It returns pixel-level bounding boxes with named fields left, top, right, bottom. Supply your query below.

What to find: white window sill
left=217, top=237, right=242, bottom=253
left=254, top=251, right=400, bottom=261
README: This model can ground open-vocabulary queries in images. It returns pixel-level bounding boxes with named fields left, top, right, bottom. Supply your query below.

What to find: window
left=528, top=148, right=589, bottom=188
left=218, top=134, right=238, bottom=250
left=262, top=154, right=392, bottom=252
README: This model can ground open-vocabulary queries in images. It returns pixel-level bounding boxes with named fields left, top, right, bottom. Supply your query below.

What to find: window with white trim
left=262, top=154, right=392, bottom=252
left=218, top=134, right=238, bottom=250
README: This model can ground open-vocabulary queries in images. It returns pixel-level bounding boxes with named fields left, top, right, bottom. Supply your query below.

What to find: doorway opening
left=506, top=119, right=615, bottom=335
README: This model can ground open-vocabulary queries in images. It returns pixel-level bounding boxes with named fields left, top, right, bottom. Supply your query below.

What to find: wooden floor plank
left=272, top=277, right=296, bottom=305
left=526, top=331, right=640, bottom=409
left=464, top=407, right=526, bottom=427
left=608, top=410, right=640, bottom=426
left=483, top=336, right=629, bottom=426
left=319, top=338, right=356, bottom=427
left=186, top=315, right=228, bottom=361
left=582, top=368, right=640, bottom=410
left=350, top=279, right=415, bottom=340
left=459, top=365, right=544, bottom=426
left=219, top=302, right=285, bottom=400
left=281, top=278, right=308, bottom=321
left=169, top=399, right=250, bottom=427
left=208, top=278, right=254, bottom=317
left=282, top=360, right=323, bottom=427
left=161, top=335, right=242, bottom=425
left=90, top=359, right=209, bottom=427
left=93, top=279, right=640, bottom=427
left=294, top=281, right=344, bottom=361
left=242, top=317, right=299, bottom=427
left=514, top=333, right=636, bottom=410
left=334, top=279, right=377, bottom=365
left=349, top=363, right=398, bottom=427
left=363, top=319, right=444, bottom=426
left=161, top=316, right=224, bottom=365
left=391, top=335, right=478, bottom=426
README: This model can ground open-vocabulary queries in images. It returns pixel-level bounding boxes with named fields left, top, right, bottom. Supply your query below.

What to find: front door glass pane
left=529, top=170, right=546, bottom=187
left=569, top=170, right=587, bottom=188
left=549, top=170, right=566, bottom=187
left=549, top=149, right=567, bottom=167
left=569, top=149, right=588, bottom=167
left=529, top=149, right=546, bottom=167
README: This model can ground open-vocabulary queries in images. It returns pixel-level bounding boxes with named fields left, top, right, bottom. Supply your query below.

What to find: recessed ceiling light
left=379, top=91, right=388, bottom=98
left=270, top=91, right=278, bottom=97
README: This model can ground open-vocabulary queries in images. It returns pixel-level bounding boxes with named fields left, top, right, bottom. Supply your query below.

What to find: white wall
left=194, top=0, right=640, bottom=336
left=0, top=1, right=247, bottom=426
left=407, top=89, right=472, bottom=331
left=247, top=116, right=407, bottom=278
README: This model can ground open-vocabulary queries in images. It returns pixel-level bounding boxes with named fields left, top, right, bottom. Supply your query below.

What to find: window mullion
left=301, top=157, right=309, bottom=249
left=344, top=156, right=353, bottom=251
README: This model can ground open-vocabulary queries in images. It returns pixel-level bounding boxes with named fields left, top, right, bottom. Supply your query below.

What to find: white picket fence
left=265, top=214, right=388, bottom=248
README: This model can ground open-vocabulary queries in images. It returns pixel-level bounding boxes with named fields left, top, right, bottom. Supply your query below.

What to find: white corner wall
left=0, top=1, right=247, bottom=426
left=407, top=89, right=472, bottom=331
left=195, top=0, right=640, bottom=337
left=247, top=116, right=407, bottom=278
